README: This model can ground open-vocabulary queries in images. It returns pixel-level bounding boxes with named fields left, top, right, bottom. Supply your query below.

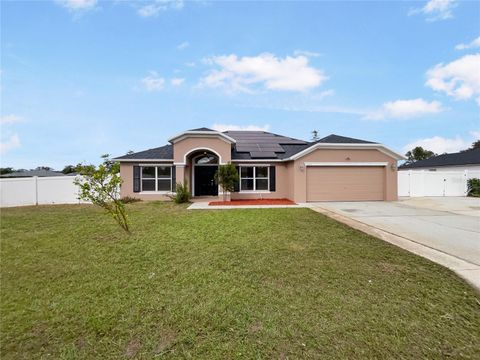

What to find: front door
left=195, top=166, right=218, bottom=196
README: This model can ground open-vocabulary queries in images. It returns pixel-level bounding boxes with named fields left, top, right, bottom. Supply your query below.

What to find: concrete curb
left=308, top=205, right=480, bottom=292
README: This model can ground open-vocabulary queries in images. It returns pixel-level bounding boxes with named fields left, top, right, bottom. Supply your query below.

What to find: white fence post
left=34, top=176, right=38, bottom=205
left=408, top=170, right=411, bottom=196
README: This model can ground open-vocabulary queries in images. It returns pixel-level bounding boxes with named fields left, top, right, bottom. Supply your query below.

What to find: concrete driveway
left=307, top=197, right=480, bottom=288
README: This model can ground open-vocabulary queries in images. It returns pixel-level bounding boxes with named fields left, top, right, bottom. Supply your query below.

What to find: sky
left=1, top=0, right=479, bottom=169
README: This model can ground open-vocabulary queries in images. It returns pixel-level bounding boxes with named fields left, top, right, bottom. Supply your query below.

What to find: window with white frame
left=141, top=166, right=172, bottom=192
left=240, top=166, right=269, bottom=191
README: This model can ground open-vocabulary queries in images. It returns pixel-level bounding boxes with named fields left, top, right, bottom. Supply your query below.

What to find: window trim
left=239, top=165, right=270, bottom=193
left=140, top=165, right=173, bottom=193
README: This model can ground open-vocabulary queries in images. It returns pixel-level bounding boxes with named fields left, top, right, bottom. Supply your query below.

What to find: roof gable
left=188, top=127, right=214, bottom=131
left=168, top=129, right=236, bottom=144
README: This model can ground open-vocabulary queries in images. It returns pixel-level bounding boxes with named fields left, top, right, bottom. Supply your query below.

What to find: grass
left=1, top=202, right=479, bottom=359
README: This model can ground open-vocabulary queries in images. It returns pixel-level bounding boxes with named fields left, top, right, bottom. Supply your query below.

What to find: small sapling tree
left=74, top=154, right=130, bottom=234
left=214, top=163, right=239, bottom=202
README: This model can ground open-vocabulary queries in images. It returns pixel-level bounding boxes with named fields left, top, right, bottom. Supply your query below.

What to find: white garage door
left=306, top=166, right=385, bottom=201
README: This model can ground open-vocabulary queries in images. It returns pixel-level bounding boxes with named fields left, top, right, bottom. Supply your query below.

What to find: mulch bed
left=209, top=198, right=297, bottom=206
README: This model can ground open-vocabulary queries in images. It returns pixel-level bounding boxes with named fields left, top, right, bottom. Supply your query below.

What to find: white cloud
left=177, top=41, right=189, bottom=50
left=171, top=78, right=185, bottom=86
left=455, top=36, right=480, bottom=50
left=211, top=123, right=271, bottom=132
left=365, top=98, right=445, bottom=120
left=470, top=130, right=480, bottom=139
left=137, top=0, right=184, bottom=17
left=200, top=53, right=327, bottom=93
left=312, top=89, right=335, bottom=100
left=56, top=0, right=97, bottom=11
left=409, top=0, right=457, bottom=21
left=426, top=54, right=480, bottom=105
left=141, top=71, right=165, bottom=91
left=0, top=134, right=20, bottom=154
left=403, top=135, right=470, bottom=154
left=293, top=50, right=322, bottom=58
left=0, top=114, right=23, bottom=125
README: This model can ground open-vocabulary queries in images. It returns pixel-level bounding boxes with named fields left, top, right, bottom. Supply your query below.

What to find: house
left=0, top=169, right=66, bottom=178
left=114, top=128, right=404, bottom=202
left=399, top=148, right=480, bottom=172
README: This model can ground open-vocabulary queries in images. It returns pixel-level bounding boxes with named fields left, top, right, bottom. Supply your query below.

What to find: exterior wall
left=173, top=137, right=232, bottom=164
left=285, top=161, right=295, bottom=200
left=184, top=165, right=191, bottom=188
left=230, top=162, right=290, bottom=200
left=292, top=149, right=398, bottom=202
left=119, top=145, right=399, bottom=203
left=120, top=162, right=173, bottom=201
left=173, top=136, right=233, bottom=197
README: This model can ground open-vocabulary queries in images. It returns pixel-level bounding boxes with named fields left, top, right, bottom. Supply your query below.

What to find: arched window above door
left=194, top=155, right=218, bottom=165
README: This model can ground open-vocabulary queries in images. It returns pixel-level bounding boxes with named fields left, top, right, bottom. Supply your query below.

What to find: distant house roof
left=0, top=169, right=65, bottom=178
left=114, top=130, right=385, bottom=161
left=399, top=148, right=480, bottom=169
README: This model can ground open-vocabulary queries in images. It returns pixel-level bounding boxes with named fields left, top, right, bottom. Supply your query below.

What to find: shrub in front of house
left=467, top=178, right=480, bottom=197
left=171, top=182, right=191, bottom=204
left=120, top=196, right=142, bottom=204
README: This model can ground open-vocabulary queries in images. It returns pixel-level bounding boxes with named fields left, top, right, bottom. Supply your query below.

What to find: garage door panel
left=307, top=167, right=385, bottom=201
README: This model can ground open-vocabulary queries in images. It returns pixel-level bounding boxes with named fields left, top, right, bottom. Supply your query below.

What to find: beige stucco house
left=114, top=128, right=405, bottom=202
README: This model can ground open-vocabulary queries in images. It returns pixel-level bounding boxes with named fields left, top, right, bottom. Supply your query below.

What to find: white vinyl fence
left=0, top=176, right=86, bottom=207
left=398, top=170, right=480, bottom=197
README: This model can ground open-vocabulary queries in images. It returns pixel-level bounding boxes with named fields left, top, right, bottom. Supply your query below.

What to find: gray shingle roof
left=188, top=127, right=215, bottom=131
left=0, top=170, right=65, bottom=178
left=114, top=144, right=173, bottom=160
left=316, top=134, right=376, bottom=144
left=399, top=148, right=480, bottom=169
left=114, top=131, right=378, bottom=161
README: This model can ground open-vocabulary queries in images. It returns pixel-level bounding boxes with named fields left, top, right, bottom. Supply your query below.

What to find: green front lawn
left=1, top=203, right=479, bottom=359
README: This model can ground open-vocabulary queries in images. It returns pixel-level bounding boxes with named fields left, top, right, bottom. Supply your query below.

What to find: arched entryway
left=191, top=151, right=219, bottom=196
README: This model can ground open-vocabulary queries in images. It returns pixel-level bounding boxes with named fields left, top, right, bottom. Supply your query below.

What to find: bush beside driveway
left=1, top=203, right=479, bottom=359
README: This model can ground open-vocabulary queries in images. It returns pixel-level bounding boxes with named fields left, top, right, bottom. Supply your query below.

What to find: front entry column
left=175, top=165, right=185, bottom=190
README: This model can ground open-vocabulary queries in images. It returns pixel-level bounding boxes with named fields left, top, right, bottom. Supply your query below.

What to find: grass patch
left=1, top=202, right=479, bottom=359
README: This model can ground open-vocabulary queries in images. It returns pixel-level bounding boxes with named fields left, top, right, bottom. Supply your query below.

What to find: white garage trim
left=304, top=162, right=389, bottom=167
